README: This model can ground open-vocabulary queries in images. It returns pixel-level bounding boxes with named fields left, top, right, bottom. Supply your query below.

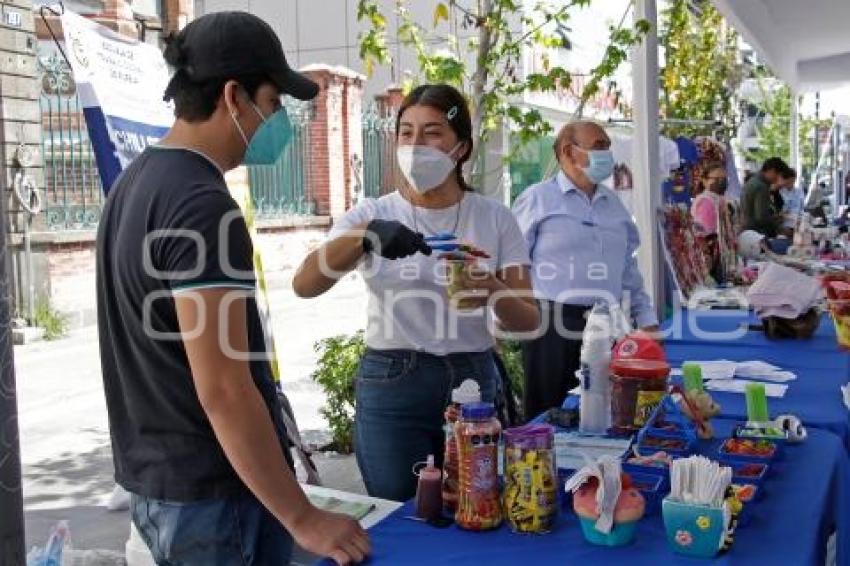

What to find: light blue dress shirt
left=512, top=171, right=658, bottom=328
left=780, top=186, right=805, bottom=228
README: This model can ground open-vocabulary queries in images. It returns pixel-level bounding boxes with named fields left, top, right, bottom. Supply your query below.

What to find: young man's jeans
left=354, top=348, right=499, bottom=502
left=131, top=491, right=293, bottom=565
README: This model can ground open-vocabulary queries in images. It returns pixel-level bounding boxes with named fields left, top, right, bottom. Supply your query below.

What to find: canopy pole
left=631, top=0, right=664, bottom=320
left=790, top=91, right=800, bottom=172
left=0, top=139, right=25, bottom=566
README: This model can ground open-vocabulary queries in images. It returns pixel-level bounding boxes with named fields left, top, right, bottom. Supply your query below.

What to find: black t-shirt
left=96, top=146, right=292, bottom=501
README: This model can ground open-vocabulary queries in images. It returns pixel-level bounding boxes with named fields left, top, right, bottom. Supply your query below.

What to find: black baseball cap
left=166, top=11, right=318, bottom=100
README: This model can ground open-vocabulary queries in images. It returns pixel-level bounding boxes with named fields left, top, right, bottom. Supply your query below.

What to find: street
left=15, top=272, right=367, bottom=552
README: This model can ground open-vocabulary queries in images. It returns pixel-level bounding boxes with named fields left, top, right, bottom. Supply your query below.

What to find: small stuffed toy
left=676, top=390, right=721, bottom=439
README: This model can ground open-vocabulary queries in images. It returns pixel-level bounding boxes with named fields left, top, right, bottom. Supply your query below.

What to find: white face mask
left=396, top=143, right=462, bottom=194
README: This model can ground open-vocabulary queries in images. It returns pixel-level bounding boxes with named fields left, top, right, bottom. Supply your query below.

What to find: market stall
left=323, top=418, right=847, bottom=565
left=662, top=309, right=850, bottom=449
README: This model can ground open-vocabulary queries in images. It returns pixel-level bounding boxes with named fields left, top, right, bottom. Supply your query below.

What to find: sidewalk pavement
left=17, top=272, right=368, bottom=553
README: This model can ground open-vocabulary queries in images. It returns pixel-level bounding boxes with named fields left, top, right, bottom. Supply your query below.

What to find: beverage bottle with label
left=442, top=379, right=481, bottom=514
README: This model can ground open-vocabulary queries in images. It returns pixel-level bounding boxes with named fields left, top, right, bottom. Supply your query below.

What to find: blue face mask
left=232, top=98, right=293, bottom=166
left=574, top=145, right=614, bottom=184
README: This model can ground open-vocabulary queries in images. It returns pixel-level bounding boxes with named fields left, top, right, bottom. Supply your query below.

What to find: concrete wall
left=194, top=0, right=521, bottom=98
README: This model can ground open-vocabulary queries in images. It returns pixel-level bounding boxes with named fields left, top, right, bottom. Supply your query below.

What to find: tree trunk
left=469, top=0, right=494, bottom=185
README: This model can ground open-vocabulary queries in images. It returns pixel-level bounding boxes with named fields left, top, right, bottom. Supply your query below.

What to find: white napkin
left=734, top=361, right=797, bottom=382
left=682, top=360, right=737, bottom=381
left=706, top=379, right=788, bottom=398
left=564, top=455, right=622, bottom=534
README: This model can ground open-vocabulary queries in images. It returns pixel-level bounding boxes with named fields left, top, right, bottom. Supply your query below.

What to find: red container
left=610, top=359, right=670, bottom=434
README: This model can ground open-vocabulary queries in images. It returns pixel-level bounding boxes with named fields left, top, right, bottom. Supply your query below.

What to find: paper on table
left=682, top=360, right=737, bottom=381
left=842, top=384, right=850, bottom=411
left=307, top=494, right=376, bottom=520
left=743, top=370, right=797, bottom=383
left=705, top=379, right=788, bottom=398
left=555, top=433, right=632, bottom=471
left=734, top=360, right=780, bottom=374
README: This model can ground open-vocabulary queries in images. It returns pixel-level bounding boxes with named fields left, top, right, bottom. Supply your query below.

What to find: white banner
left=61, top=10, right=172, bottom=192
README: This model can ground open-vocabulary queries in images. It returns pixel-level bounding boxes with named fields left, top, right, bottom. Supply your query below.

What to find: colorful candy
left=503, top=425, right=557, bottom=534
left=721, top=438, right=776, bottom=457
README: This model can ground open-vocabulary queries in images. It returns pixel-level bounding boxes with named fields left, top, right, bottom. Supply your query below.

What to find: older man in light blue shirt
left=512, top=120, right=658, bottom=419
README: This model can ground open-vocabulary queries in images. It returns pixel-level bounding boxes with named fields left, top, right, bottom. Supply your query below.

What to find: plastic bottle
left=579, top=304, right=614, bottom=434
left=456, top=402, right=502, bottom=531
left=442, top=379, right=481, bottom=514
left=415, top=454, right=444, bottom=521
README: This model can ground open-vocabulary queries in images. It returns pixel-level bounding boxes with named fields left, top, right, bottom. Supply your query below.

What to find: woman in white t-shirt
left=293, top=84, right=539, bottom=501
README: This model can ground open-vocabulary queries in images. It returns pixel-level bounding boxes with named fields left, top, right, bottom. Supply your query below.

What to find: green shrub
left=499, top=339, right=525, bottom=420
left=34, top=299, right=68, bottom=341
left=310, top=331, right=366, bottom=453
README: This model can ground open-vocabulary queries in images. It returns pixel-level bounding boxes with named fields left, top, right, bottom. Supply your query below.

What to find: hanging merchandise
left=660, top=206, right=713, bottom=299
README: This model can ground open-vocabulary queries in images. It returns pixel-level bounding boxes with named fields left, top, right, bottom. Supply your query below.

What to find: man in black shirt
left=96, top=12, right=369, bottom=565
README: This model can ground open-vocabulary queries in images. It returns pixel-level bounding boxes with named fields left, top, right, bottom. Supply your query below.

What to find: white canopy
left=712, top=0, right=850, bottom=93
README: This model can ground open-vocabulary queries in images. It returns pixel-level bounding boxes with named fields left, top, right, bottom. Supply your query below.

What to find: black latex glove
left=362, top=219, right=432, bottom=259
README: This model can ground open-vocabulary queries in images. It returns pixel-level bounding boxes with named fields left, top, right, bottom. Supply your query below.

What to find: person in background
left=96, top=13, right=369, bottom=565
left=293, top=84, right=539, bottom=502
left=691, top=162, right=727, bottom=281
left=778, top=167, right=804, bottom=233
left=512, top=120, right=658, bottom=421
left=740, top=157, right=789, bottom=237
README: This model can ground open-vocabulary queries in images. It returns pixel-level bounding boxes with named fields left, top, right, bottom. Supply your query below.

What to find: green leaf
left=433, top=2, right=449, bottom=27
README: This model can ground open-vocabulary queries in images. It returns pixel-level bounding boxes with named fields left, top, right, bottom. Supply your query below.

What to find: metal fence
left=38, top=53, right=104, bottom=230
left=247, top=98, right=315, bottom=218
left=361, top=102, right=397, bottom=199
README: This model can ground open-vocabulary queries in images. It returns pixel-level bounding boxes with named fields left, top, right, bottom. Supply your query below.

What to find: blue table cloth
left=334, top=420, right=848, bottom=566
left=662, top=310, right=850, bottom=448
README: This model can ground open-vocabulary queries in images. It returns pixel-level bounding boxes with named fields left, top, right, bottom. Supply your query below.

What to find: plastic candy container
left=503, top=424, right=557, bottom=534
left=456, top=402, right=503, bottom=530
left=610, top=359, right=670, bottom=434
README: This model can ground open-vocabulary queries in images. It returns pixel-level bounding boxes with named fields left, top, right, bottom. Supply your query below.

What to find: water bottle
left=579, top=304, right=613, bottom=434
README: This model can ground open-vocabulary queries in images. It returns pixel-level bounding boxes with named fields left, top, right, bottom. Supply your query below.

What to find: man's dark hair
left=162, top=34, right=270, bottom=122
left=761, top=157, right=790, bottom=174
left=779, top=167, right=797, bottom=180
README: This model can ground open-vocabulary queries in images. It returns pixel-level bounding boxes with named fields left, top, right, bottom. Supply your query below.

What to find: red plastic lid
left=612, top=332, right=666, bottom=362
left=610, top=358, right=670, bottom=379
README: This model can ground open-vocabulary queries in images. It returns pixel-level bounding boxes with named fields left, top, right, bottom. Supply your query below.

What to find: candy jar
left=455, top=402, right=502, bottom=530
left=503, top=424, right=557, bottom=534
left=610, top=359, right=670, bottom=434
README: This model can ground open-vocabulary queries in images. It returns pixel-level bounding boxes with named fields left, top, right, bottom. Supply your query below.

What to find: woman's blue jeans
left=354, top=348, right=499, bottom=502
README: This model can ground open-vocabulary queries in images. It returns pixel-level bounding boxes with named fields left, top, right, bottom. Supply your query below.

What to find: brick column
left=302, top=65, right=355, bottom=220
left=342, top=72, right=364, bottom=210
left=163, top=0, right=193, bottom=32
left=375, top=85, right=404, bottom=115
